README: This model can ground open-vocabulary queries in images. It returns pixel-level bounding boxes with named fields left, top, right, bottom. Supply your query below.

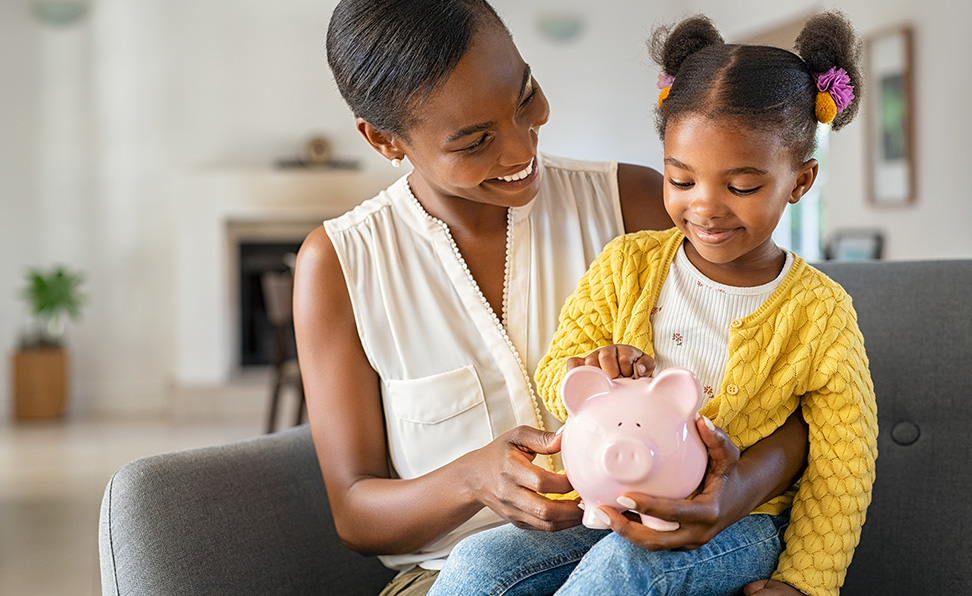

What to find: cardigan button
left=726, top=384, right=739, bottom=395
left=730, top=319, right=744, bottom=328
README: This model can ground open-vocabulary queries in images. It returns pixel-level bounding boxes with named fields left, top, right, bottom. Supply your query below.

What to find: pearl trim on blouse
left=402, top=180, right=550, bottom=442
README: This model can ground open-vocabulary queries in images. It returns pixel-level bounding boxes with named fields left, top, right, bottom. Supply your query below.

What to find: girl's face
left=389, top=23, right=550, bottom=211
left=663, top=114, right=817, bottom=287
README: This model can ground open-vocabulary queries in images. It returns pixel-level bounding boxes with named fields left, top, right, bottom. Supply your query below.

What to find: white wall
left=492, top=0, right=682, bottom=167
left=1, top=0, right=969, bottom=419
left=0, top=0, right=362, bottom=419
left=0, top=3, right=42, bottom=358
left=684, top=0, right=972, bottom=260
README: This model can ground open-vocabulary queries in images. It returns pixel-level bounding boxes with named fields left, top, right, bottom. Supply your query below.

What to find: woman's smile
left=483, top=157, right=540, bottom=192
left=493, top=157, right=535, bottom=182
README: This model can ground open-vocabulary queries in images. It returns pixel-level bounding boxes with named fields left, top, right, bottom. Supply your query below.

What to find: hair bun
left=650, top=15, right=724, bottom=78
left=794, top=11, right=863, bottom=130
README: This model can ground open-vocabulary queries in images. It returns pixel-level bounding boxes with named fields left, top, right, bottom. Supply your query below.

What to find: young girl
left=428, top=11, right=877, bottom=596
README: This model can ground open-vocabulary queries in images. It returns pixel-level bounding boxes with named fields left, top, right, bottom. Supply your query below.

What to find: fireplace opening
left=238, top=241, right=302, bottom=367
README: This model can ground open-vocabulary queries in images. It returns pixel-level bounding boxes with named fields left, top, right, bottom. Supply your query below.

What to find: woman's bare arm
left=618, top=163, right=672, bottom=233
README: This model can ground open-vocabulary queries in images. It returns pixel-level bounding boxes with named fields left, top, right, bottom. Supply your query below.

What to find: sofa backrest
left=815, top=259, right=972, bottom=594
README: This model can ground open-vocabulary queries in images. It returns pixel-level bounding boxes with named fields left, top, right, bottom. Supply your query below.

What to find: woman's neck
left=406, top=173, right=509, bottom=237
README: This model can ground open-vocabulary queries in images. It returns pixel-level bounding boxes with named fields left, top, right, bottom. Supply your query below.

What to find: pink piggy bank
left=559, top=366, right=708, bottom=531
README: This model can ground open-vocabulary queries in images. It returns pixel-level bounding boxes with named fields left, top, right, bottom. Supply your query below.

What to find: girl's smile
left=685, top=223, right=739, bottom=245
left=663, top=114, right=817, bottom=287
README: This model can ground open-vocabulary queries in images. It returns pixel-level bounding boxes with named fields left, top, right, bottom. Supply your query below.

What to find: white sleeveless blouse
left=323, top=154, right=625, bottom=570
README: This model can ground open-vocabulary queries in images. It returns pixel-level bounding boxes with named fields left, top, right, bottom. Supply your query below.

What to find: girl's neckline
left=675, top=242, right=793, bottom=295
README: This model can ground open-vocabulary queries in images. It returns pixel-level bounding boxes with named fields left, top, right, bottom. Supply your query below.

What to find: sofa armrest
left=99, top=425, right=397, bottom=596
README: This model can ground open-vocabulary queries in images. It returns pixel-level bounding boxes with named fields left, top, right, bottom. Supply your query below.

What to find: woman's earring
left=391, top=157, right=402, bottom=168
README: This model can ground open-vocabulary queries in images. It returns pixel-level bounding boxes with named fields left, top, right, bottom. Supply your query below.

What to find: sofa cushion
left=817, top=260, right=972, bottom=595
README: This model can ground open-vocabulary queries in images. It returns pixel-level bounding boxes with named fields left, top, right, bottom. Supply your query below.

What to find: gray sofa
left=99, top=259, right=972, bottom=595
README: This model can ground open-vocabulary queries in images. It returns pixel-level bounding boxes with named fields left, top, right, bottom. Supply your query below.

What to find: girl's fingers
left=567, top=345, right=655, bottom=379
left=633, top=354, right=656, bottom=378
left=593, top=346, right=621, bottom=378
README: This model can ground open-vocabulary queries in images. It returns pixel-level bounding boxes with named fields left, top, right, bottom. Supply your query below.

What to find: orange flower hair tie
left=657, top=72, right=675, bottom=107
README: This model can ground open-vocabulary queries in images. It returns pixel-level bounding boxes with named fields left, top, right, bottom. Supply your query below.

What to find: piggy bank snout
left=601, top=438, right=652, bottom=483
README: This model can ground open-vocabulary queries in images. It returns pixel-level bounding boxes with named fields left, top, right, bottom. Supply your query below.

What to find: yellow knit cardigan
left=536, top=229, right=878, bottom=596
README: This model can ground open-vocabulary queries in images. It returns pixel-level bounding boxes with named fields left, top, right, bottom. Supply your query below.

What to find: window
left=774, top=125, right=829, bottom=261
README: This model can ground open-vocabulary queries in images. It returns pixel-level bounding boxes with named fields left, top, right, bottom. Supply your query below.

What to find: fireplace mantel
left=173, top=166, right=401, bottom=385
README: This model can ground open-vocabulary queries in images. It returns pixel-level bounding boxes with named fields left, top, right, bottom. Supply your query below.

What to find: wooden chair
left=260, top=270, right=305, bottom=434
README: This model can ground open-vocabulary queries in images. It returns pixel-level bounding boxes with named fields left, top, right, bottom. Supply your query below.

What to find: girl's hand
left=566, top=344, right=655, bottom=379
left=743, top=579, right=808, bottom=595
left=464, top=425, right=583, bottom=532
left=594, top=415, right=751, bottom=550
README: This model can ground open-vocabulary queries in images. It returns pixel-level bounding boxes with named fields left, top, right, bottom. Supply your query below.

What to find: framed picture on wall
left=824, top=229, right=885, bottom=261
left=866, top=26, right=915, bottom=206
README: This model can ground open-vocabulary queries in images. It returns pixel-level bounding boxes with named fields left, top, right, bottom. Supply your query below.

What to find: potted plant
left=12, top=265, right=86, bottom=420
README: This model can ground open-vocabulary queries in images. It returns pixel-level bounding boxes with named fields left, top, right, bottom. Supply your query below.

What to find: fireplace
left=237, top=241, right=301, bottom=367
left=172, top=166, right=400, bottom=386
left=225, top=219, right=317, bottom=371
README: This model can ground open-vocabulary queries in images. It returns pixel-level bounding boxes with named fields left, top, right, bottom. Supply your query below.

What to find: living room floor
left=0, top=377, right=294, bottom=596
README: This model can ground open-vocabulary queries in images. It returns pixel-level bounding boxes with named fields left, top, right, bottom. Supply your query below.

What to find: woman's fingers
left=479, top=426, right=583, bottom=531
left=592, top=505, right=681, bottom=551
left=696, top=415, right=740, bottom=477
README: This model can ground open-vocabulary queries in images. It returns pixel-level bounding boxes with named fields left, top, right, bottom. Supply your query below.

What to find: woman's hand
left=566, top=344, right=655, bottom=379
left=743, top=579, right=808, bottom=595
left=463, top=426, right=583, bottom=532
left=593, top=406, right=807, bottom=552
left=593, top=415, right=752, bottom=550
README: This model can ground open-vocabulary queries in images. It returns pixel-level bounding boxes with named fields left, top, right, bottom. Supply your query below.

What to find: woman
left=293, top=1, right=809, bottom=594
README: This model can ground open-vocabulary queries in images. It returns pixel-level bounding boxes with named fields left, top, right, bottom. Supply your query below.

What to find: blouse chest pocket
left=383, top=364, right=493, bottom=478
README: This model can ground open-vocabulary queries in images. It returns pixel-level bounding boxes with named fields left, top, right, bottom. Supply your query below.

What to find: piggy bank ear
left=650, top=368, right=704, bottom=417
left=561, top=366, right=613, bottom=416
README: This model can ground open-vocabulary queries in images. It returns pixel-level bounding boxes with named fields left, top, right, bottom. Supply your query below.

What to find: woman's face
left=663, top=113, right=816, bottom=286
left=395, top=23, right=550, bottom=210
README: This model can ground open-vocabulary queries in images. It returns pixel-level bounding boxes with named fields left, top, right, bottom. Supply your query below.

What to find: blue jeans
left=427, top=512, right=789, bottom=596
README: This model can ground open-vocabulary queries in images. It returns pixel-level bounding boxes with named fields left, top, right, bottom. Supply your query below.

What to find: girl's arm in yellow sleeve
left=772, top=320, right=879, bottom=596
left=536, top=236, right=631, bottom=421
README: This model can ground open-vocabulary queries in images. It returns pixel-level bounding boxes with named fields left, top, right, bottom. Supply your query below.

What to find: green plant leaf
left=21, top=265, right=86, bottom=321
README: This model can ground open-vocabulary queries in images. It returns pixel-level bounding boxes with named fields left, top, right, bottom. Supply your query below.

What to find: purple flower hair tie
left=657, top=72, right=675, bottom=90
left=815, top=67, right=854, bottom=113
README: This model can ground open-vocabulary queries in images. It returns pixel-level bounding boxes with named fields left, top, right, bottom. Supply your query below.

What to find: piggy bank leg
left=582, top=508, right=612, bottom=530
left=639, top=514, right=680, bottom=532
